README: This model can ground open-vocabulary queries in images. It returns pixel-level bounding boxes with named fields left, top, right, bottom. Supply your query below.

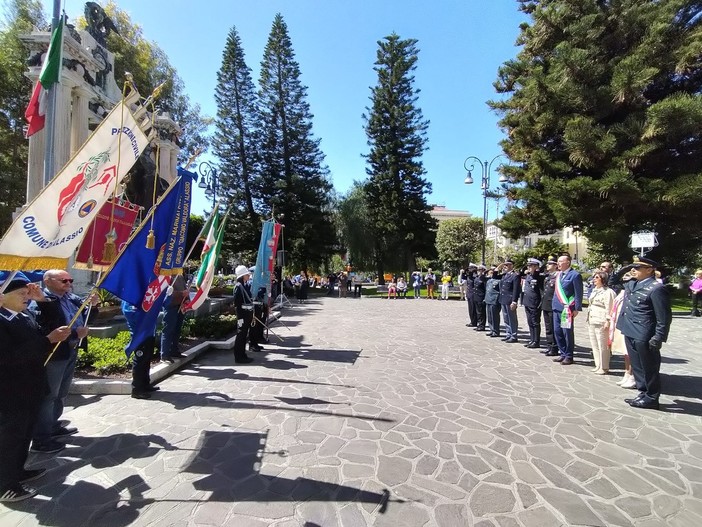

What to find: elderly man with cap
left=233, top=265, right=255, bottom=364
left=541, top=257, right=559, bottom=356
left=0, top=273, right=71, bottom=501
left=522, top=258, right=544, bottom=349
left=552, top=254, right=583, bottom=365
left=616, top=256, right=671, bottom=410
left=496, top=259, right=521, bottom=343
left=472, top=265, right=488, bottom=331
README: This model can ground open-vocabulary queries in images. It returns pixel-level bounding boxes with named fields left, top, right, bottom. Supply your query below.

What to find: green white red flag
left=25, top=16, right=64, bottom=137
left=182, top=213, right=228, bottom=312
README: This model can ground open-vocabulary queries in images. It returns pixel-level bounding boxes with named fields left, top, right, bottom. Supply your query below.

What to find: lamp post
left=198, top=161, right=218, bottom=210
left=463, top=154, right=508, bottom=265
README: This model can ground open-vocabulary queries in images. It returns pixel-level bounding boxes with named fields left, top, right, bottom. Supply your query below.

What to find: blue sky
left=51, top=0, right=527, bottom=218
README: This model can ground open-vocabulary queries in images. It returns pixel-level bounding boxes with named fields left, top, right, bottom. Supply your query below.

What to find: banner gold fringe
left=0, top=255, right=68, bottom=270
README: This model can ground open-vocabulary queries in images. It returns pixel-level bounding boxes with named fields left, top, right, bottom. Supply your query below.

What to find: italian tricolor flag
left=182, top=212, right=228, bottom=312
left=25, top=17, right=63, bottom=138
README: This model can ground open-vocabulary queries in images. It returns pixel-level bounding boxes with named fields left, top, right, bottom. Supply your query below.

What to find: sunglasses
left=55, top=278, right=74, bottom=283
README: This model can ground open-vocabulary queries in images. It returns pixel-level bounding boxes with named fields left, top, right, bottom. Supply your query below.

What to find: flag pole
left=42, top=0, right=62, bottom=186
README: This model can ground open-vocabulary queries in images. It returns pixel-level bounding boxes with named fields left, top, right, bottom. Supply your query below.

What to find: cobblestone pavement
left=2, top=295, right=702, bottom=527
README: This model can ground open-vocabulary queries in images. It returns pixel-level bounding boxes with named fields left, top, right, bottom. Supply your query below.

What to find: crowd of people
left=456, top=254, right=672, bottom=411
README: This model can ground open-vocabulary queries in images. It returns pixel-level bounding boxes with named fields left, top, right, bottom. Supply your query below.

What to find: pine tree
left=0, top=0, right=45, bottom=232
left=257, top=13, right=336, bottom=268
left=213, top=25, right=260, bottom=254
left=491, top=0, right=702, bottom=267
left=363, top=33, right=436, bottom=281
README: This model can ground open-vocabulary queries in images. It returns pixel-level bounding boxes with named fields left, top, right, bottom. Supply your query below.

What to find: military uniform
left=497, top=261, right=521, bottom=342
left=233, top=266, right=255, bottom=364
left=465, top=266, right=477, bottom=325
left=522, top=259, right=544, bottom=348
left=541, top=263, right=558, bottom=355
left=616, top=269, right=671, bottom=408
left=472, top=267, right=487, bottom=331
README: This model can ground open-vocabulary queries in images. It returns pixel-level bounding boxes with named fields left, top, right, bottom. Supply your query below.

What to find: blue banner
left=100, top=172, right=192, bottom=355
left=251, top=220, right=276, bottom=302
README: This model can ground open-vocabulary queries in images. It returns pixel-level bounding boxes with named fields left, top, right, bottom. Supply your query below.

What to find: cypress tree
left=363, top=33, right=436, bottom=281
left=257, top=14, right=336, bottom=269
left=213, top=25, right=260, bottom=253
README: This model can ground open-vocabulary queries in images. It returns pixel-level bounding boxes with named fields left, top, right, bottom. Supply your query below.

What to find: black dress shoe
left=561, top=358, right=573, bottom=365
left=552, top=356, right=564, bottom=362
left=506, top=337, right=518, bottom=343
left=490, top=333, right=501, bottom=338
left=501, top=337, right=509, bottom=341
left=523, top=342, right=534, bottom=347
left=628, top=398, right=659, bottom=410
left=249, top=345, right=264, bottom=352
left=145, top=386, right=160, bottom=392
left=527, top=343, right=540, bottom=349
left=235, top=357, right=254, bottom=364
left=545, top=350, right=560, bottom=357
left=475, top=327, right=485, bottom=332
left=468, top=323, right=477, bottom=327
left=131, top=392, right=152, bottom=400
left=624, top=394, right=645, bottom=405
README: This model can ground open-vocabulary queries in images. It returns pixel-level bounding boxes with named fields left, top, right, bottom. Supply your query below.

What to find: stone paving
left=2, top=295, right=702, bottom=526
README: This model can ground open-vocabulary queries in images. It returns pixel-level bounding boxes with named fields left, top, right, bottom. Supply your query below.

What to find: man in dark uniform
left=247, top=266, right=266, bottom=352
left=522, top=258, right=544, bottom=349
left=497, top=259, right=521, bottom=343
left=541, top=257, right=559, bottom=356
left=233, top=265, right=254, bottom=364
left=616, top=256, right=671, bottom=410
left=465, top=264, right=477, bottom=325
left=484, top=268, right=502, bottom=338
left=122, top=300, right=159, bottom=400
left=0, top=273, right=70, bottom=502
left=472, top=265, right=487, bottom=331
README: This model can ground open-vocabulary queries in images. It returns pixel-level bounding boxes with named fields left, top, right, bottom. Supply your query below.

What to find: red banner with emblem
left=74, top=199, right=140, bottom=271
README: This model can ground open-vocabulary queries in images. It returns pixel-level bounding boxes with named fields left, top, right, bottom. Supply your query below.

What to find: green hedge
left=78, top=314, right=238, bottom=375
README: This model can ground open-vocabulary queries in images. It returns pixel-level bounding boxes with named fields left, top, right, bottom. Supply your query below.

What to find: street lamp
left=463, top=154, right=509, bottom=265
left=198, top=161, right=218, bottom=210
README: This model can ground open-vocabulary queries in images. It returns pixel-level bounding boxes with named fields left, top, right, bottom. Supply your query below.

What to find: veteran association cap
left=0, top=271, right=31, bottom=293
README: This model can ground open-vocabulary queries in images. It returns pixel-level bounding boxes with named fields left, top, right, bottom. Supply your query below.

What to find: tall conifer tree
left=213, top=25, right=260, bottom=253
left=363, top=33, right=436, bottom=281
left=492, top=0, right=702, bottom=267
left=257, top=14, right=336, bottom=268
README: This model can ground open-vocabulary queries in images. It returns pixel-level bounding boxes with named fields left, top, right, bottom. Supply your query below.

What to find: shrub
left=78, top=331, right=132, bottom=374
left=188, top=314, right=237, bottom=339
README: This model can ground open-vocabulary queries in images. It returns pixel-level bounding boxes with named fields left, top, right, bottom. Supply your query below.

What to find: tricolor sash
left=555, top=271, right=575, bottom=329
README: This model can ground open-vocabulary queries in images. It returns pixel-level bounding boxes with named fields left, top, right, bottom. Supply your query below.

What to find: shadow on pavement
left=185, top=430, right=396, bottom=513
left=153, top=390, right=395, bottom=422
left=177, top=365, right=356, bottom=388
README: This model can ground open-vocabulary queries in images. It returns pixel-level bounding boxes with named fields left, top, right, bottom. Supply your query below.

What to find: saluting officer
left=541, top=257, right=559, bottom=356
left=0, top=273, right=70, bottom=502
left=465, top=264, right=477, bottom=326
left=522, top=258, right=544, bottom=349
left=616, top=256, right=671, bottom=410
left=472, top=265, right=488, bottom=331
left=496, top=259, right=521, bottom=343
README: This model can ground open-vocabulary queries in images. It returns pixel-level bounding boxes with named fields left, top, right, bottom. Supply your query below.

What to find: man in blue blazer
left=551, top=254, right=583, bottom=365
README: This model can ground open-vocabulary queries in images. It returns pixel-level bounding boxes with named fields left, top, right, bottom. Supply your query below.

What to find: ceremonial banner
left=0, top=101, right=148, bottom=270
left=73, top=199, right=140, bottom=271
left=100, top=172, right=192, bottom=355
left=251, top=220, right=282, bottom=302
left=182, top=213, right=227, bottom=312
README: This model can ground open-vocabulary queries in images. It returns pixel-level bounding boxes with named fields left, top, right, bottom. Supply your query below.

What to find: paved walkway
left=2, top=296, right=702, bottom=526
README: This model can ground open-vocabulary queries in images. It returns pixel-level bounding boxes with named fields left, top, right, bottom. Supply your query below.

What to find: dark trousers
left=553, top=310, right=574, bottom=359
left=525, top=306, right=542, bottom=344
left=487, top=303, right=501, bottom=335
left=250, top=305, right=266, bottom=345
left=466, top=296, right=477, bottom=325
left=473, top=300, right=486, bottom=329
left=0, top=400, right=40, bottom=491
left=132, top=336, right=155, bottom=393
left=692, top=293, right=701, bottom=316
left=625, top=336, right=661, bottom=402
left=543, top=309, right=555, bottom=349
left=234, top=313, right=252, bottom=361
left=160, top=304, right=185, bottom=359
left=353, top=284, right=362, bottom=297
